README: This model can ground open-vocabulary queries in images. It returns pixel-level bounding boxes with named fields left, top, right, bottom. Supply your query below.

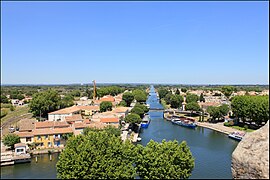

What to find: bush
left=244, top=125, right=248, bottom=130
left=224, top=122, right=231, bottom=127
left=1, top=109, right=8, bottom=118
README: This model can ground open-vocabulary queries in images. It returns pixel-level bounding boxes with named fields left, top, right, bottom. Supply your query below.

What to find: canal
left=1, top=85, right=239, bottom=179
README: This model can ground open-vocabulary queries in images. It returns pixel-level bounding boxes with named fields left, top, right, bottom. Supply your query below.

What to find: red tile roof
left=100, top=96, right=115, bottom=102
left=48, top=106, right=81, bottom=115
left=100, top=118, right=119, bottom=123
left=35, top=121, right=70, bottom=129
left=79, top=106, right=100, bottom=111
left=33, top=127, right=73, bottom=135
left=73, top=122, right=86, bottom=129
left=15, top=131, right=34, bottom=137
left=65, top=114, right=83, bottom=122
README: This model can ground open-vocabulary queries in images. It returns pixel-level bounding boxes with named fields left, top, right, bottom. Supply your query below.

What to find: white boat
left=228, top=132, right=245, bottom=141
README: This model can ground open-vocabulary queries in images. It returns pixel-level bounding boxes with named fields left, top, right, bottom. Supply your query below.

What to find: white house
left=48, top=106, right=81, bottom=121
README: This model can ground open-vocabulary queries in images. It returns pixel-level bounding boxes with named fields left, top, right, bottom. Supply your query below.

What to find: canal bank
left=1, top=85, right=239, bottom=179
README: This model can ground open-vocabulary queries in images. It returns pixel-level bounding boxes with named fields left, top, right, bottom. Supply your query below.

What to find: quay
left=1, top=151, right=31, bottom=166
left=196, top=122, right=246, bottom=135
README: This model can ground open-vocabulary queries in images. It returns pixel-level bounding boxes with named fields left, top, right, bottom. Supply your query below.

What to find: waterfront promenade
left=197, top=122, right=246, bottom=135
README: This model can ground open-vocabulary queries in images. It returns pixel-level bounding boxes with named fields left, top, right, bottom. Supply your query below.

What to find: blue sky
left=1, top=2, right=269, bottom=84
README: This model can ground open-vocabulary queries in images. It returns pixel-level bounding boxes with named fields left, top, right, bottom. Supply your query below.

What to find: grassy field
left=1, top=105, right=31, bottom=124
left=231, top=125, right=255, bottom=132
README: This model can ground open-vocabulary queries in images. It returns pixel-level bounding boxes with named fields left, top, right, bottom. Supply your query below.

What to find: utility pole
left=39, top=109, right=41, bottom=121
left=92, top=80, right=96, bottom=100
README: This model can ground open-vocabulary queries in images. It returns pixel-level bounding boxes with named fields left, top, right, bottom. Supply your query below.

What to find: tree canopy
left=170, top=94, right=184, bottom=108
left=100, top=101, right=113, bottom=112
left=29, top=90, right=61, bottom=117
left=158, top=88, right=170, bottom=99
left=1, top=95, right=10, bottom=104
left=29, top=90, right=74, bottom=118
left=207, top=104, right=229, bottom=120
left=231, top=95, right=269, bottom=125
left=186, top=94, right=199, bottom=103
left=136, top=140, right=194, bottom=179
left=3, top=134, right=20, bottom=150
left=199, top=93, right=205, bottom=102
left=125, top=113, right=142, bottom=124
left=134, top=103, right=149, bottom=113
left=221, top=86, right=236, bottom=98
left=186, top=102, right=201, bottom=112
left=131, top=107, right=145, bottom=118
left=57, top=130, right=195, bottom=179
left=57, top=131, right=137, bottom=179
left=122, top=92, right=134, bottom=107
left=132, top=89, right=147, bottom=103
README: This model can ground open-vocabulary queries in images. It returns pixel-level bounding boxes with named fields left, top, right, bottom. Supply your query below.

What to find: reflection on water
left=1, top=153, right=59, bottom=179
left=1, top=85, right=239, bottom=179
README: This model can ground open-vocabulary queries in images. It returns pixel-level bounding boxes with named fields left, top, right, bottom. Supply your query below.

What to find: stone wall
left=231, top=121, right=269, bottom=179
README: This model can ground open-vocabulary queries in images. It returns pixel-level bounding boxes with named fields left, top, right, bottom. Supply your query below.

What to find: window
left=40, top=143, right=44, bottom=147
left=16, top=149, right=24, bottom=153
left=44, top=135, right=48, bottom=139
left=37, top=135, right=41, bottom=140
left=26, top=137, right=32, bottom=142
left=48, top=142, right=51, bottom=147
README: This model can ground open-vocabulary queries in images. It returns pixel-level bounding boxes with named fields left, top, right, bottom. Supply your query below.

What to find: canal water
left=1, top=85, right=239, bottom=179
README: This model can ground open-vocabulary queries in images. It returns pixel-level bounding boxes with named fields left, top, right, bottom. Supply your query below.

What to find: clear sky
left=1, top=1, right=269, bottom=85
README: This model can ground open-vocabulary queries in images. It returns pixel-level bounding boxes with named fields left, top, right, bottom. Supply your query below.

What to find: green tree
left=61, top=133, right=74, bottom=140
left=158, top=88, right=169, bottom=99
left=221, top=86, right=236, bottom=98
left=175, top=88, right=180, bottom=95
left=207, top=106, right=222, bottom=121
left=3, top=134, right=20, bottom=150
left=70, top=90, right=81, bottom=97
left=170, top=95, right=184, bottom=109
left=134, top=103, right=149, bottom=113
left=231, top=95, right=269, bottom=126
left=132, top=89, right=147, bottom=103
left=57, top=131, right=137, bottom=179
left=136, top=140, right=195, bottom=179
left=131, top=107, right=145, bottom=118
left=219, top=104, right=229, bottom=116
left=60, top=95, right=74, bottom=108
left=181, top=88, right=187, bottom=93
left=186, top=94, right=199, bottom=103
left=17, top=94, right=25, bottom=100
left=122, top=92, right=134, bottom=107
left=119, top=100, right=127, bottom=107
left=125, top=113, right=142, bottom=124
left=100, top=101, right=113, bottom=112
left=199, top=93, right=205, bottom=102
left=164, top=93, right=173, bottom=105
left=186, top=102, right=201, bottom=112
left=29, top=90, right=62, bottom=117
left=1, top=95, right=10, bottom=103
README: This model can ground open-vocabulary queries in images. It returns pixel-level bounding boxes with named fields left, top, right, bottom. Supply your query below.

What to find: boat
left=228, top=132, right=245, bottom=141
left=137, top=137, right=142, bottom=142
left=171, top=118, right=197, bottom=129
left=141, top=114, right=151, bottom=128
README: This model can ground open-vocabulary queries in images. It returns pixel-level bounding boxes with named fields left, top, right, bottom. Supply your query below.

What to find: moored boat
left=141, top=114, right=151, bottom=128
left=228, top=131, right=245, bottom=141
left=171, top=118, right=197, bottom=129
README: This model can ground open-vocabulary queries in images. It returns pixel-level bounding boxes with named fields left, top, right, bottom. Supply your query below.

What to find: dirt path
left=197, top=122, right=246, bottom=135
